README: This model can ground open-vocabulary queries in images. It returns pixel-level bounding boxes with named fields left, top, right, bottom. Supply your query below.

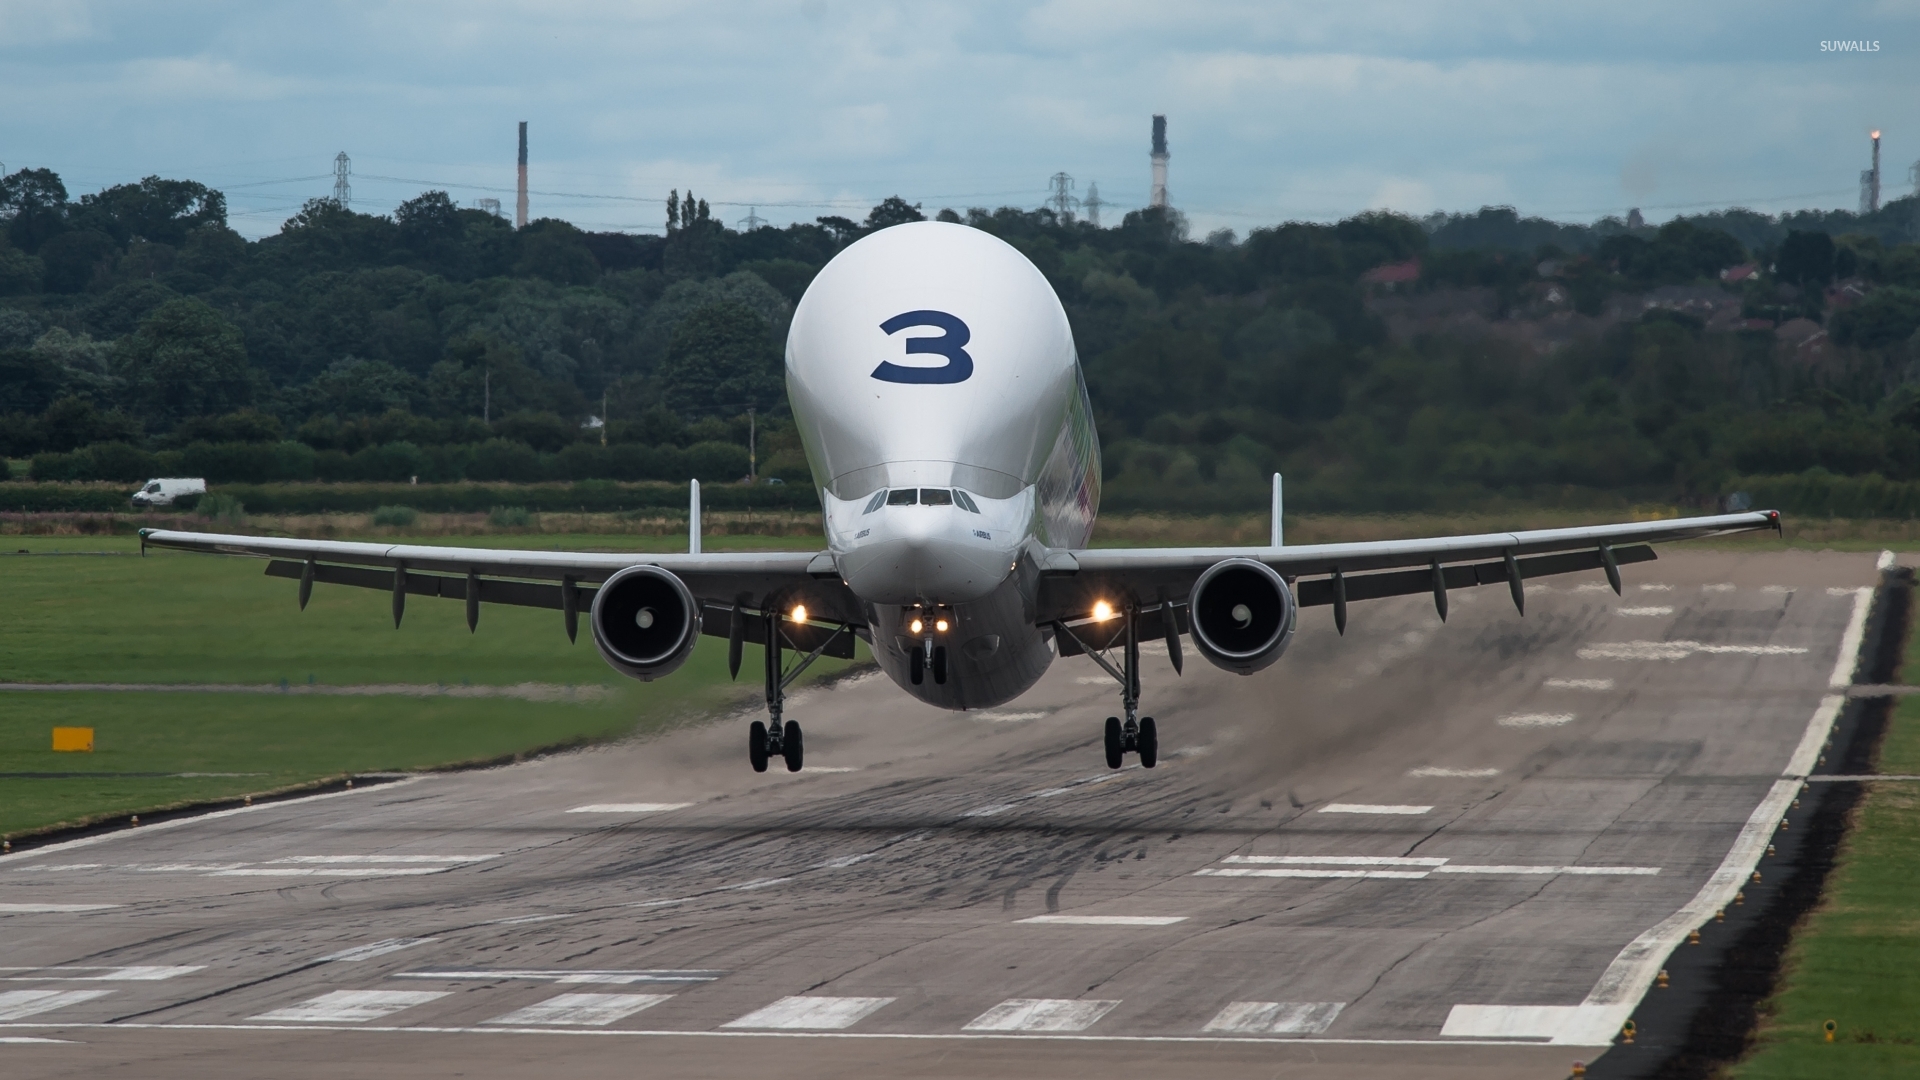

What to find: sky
left=1, top=1, right=1916, bottom=240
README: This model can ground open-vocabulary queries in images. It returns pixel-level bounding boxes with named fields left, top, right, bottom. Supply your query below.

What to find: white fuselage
left=786, top=221, right=1101, bottom=708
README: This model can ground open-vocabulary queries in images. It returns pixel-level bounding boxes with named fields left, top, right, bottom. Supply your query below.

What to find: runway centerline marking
left=1318, top=803, right=1433, bottom=814
left=0, top=903, right=118, bottom=913
left=1203, top=1001, right=1345, bottom=1035
left=1015, top=915, right=1186, bottom=926
left=0, top=966, right=202, bottom=982
left=1497, top=713, right=1574, bottom=728
left=250, top=990, right=448, bottom=1023
left=212, top=867, right=449, bottom=877
left=482, top=993, right=672, bottom=1026
left=0, top=990, right=112, bottom=1021
left=567, top=803, right=693, bottom=814
left=319, top=938, right=437, bottom=963
left=1408, top=767, right=1499, bottom=778
left=1578, top=640, right=1810, bottom=661
left=722, top=996, right=894, bottom=1030
left=1198, top=867, right=1429, bottom=880
left=1545, top=678, right=1613, bottom=691
left=1616, top=606, right=1673, bottom=616
left=964, top=998, right=1119, bottom=1032
left=272, top=855, right=494, bottom=864
left=1224, top=855, right=1446, bottom=866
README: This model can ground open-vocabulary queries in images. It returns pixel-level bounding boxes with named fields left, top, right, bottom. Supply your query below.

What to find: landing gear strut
left=747, top=608, right=849, bottom=773
left=1062, top=604, right=1161, bottom=770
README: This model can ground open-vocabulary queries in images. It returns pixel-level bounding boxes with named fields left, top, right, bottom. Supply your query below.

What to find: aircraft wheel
left=910, top=648, right=925, bottom=685
left=782, top=720, right=804, bottom=772
left=932, top=646, right=948, bottom=685
left=749, top=720, right=769, bottom=773
left=1138, top=717, right=1158, bottom=769
left=1103, top=716, right=1124, bottom=769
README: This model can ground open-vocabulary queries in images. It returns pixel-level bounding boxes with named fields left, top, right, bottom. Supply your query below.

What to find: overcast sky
left=2, top=1, right=1915, bottom=239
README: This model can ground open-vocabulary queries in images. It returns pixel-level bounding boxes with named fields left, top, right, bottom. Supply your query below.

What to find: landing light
left=1092, top=600, right=1115, bottom=622
left=910, top=618, right=924, bottom=634
left=790, top=604, right=808, bottom=623
left=935, top=618, right=949, bottom=632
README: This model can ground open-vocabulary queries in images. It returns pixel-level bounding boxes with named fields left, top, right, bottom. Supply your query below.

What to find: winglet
left=689, top=479, right=702, bottom=555
left=1271, top=473, right=1284, bottom=548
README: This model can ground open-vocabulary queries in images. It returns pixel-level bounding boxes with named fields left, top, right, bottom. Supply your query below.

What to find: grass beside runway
left=1733, top=695, right=1920, bottom=1077
left=0, top=533, right=855, bottom=840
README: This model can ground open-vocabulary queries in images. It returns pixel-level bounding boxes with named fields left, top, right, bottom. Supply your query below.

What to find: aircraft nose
left=836, top=511, right=1014, bottom=605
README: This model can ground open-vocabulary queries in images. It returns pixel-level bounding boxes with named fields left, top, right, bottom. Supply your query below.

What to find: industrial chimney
left=1861, top=130, right=1882, bottom=215
left=1150, top=115, right=1169, bottom=209
left=516, top=121, right=529, bottom=228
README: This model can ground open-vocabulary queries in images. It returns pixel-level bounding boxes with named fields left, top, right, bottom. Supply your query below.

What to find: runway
left=0, top=549, right=1884, bottom=1079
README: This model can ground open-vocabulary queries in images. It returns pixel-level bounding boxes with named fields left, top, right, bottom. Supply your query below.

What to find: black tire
left=782, top=720, right=804, bottom=772
left=749, top=720, right=769, bottom=772
left=932, top=646, right=948, bottom=685
left=1138, top=717, right=1158, bottom=769
left=1103, top=716, right=1124, bottom=769
left=910, top=648, right=925, bottom=685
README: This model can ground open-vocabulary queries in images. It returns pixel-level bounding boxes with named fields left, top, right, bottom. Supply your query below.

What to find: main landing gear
left=1060, top=604, right=1161, bottom=771
left=742, top=607, right=847, bottom=773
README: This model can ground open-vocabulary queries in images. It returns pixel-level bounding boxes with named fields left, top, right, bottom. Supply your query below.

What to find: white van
left=130, top=478, right=207, bottom=508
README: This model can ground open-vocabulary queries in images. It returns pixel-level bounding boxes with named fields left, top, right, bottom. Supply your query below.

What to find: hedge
left=0, top=480, right=820, bottom=515
left=1732, top=472, right=1920, bottom=519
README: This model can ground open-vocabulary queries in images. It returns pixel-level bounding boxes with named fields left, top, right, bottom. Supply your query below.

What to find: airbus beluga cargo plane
left=142, top=222, right=1781, bottom=773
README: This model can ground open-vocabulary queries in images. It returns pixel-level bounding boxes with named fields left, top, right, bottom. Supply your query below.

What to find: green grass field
left=0, top=532, right=852, bottom=839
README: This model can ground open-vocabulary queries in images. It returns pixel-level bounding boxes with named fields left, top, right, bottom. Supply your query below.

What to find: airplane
left=141, top=221, right=1781, bottom=773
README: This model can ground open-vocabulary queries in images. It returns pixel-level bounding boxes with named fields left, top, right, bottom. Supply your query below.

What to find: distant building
left=1361, top=259, right=1420, bottom=288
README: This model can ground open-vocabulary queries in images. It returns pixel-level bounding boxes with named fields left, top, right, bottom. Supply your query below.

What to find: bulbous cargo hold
left=590, top=565, right=701, bottom=681
left=1188, top=558, right=1296, bottom=675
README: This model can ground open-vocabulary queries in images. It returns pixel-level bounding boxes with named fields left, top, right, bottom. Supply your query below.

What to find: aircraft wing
left=1036, top=510, right=1780, bottom=637
left=137, top=528, right=861, bottom=655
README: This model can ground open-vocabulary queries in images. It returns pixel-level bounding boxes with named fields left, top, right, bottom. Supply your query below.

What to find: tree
left=865, top=196, right=925, bottom=231
left=514, top=219, right=600, bottom=285
left=112, top=298, right=252, bottom=426
left=71, top=176, right=226, bottom=247
left=656, top=301, right=783, bottom=414
left=1776, top=230, right=1835, bottom=288
left=294, top=358, right=423, bottom=418
left=38, top=230, right=115, bottom=293
left=0, top=168, right=71, bottom=253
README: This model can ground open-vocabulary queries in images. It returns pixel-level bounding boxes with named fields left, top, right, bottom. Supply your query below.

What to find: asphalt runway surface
left=0, top=549, right=1883, bottom=1079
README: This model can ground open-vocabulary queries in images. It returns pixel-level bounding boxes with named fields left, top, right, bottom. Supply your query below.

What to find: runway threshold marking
left=319, top=938, right=437, bottom=963
left=1317, top=803, right=1433, bottom=814
left=0, top=966, right=202, bottom=981
left=1616, top=606, right=1674, bottom=616
left=1014, top=915, right=1186, bottom=926
left=1496, top=713, right=1573, bottom=728
left=250, top=990, right=448, bottom=1023
left=1407, top=767, right=1499, bottom=778
left=1202, top=1001, right=1344, bottom=1035
left=395, top=970, right=721, bottom=985
left=0, top=903, right=118, bottom=913
left=963, top=998, right=1119, bottom=1032
left=567, top=803, right=693, bottom=814
left=0, top=990, right=111, bottom=1021
left=721, top=996, right=895, bottom=1030
left=482, top=993, right=671, bottom=1027
left=1578, top=641, right=1810, bottom=661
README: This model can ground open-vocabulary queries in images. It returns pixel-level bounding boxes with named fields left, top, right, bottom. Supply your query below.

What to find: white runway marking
left=1545, top=678, right=1613, bottom=691
left=483, top=992, right=671, bottom=1026
left=319, top=938, right=437, bottom=962
left=273, top=855, right=493, bottom=864
left=1203, top=1001, right=1345, bottom=1035
left=0, top=966, right=202, bottom=982
left=251, top=990, right=449, bottom=1023
left=1635, top=584, right=1673, bottom=592
left=1442, top=1003, right=1586, bottom=1039
left=1431, top=865, right=1659, bottom=876
left=0, top=1036, right=72, bottom=1043
left=973, top=711, right=1046, bottom=723
left=1074, top=676, right=1110, bottom=685
left=1015, top=914, right=1186, bottom=926
left=1497, top=713, right=1574, bottom=728
left=567, top=803, right=693, bottom=814
left=814, top=853, right=876, bottom=870
left=1616, top=606, right=1673, bottom=617
left=1761, top=584, right=1795, bottom=594
left=1702, top=583, right=1735, bottom=592
left=397, top=970, right=719, bottom=985
left=722, top=996, right=895, bottom=1030
left=137, top=864, right=247, bottom=873
left=1223, top=855, right=1446, bottom=866
left=963, top=998, right=1120, bottom=1032
left=0, top=903, right=118, bottom=913
left=961, top=804, right=1018, bottom=818
left=1578, top=640, right=1809, bottom=661
left=1830, top=587, right=1873, bottom=688
left=802, top=767, right=859, bottom=773
left=1407, top=767, right=1499, bottom=778
left=1827, top=587, right=1860, bottom=597
left=0, top=990, right=111, bottom=1020
left=212, top=867, right=448, bottom=877
left=1196, top=867, right=1429, bottom=880
left=1318, top=803, right=1433, bottom=814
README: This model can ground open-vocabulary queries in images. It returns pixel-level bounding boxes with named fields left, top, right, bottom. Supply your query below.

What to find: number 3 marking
left=872, top=310, right=974, bottom=384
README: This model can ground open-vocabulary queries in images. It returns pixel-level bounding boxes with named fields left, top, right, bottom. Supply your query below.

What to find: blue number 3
left=872, top=310, right=974, bottom=384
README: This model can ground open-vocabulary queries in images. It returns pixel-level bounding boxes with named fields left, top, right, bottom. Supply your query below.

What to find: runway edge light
left=51, top=727, right=93, bottom=752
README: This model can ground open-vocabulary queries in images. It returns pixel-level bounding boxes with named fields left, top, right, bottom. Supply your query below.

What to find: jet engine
left=589, top=565, right=701, bottom=681
left=1189, top=557, right=1295, bottom=675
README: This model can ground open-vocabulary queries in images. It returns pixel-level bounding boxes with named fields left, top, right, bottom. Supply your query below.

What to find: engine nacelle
left=590, top=565, right=701, bottom=682
left=1189, top=557, right=1296, bottom=675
